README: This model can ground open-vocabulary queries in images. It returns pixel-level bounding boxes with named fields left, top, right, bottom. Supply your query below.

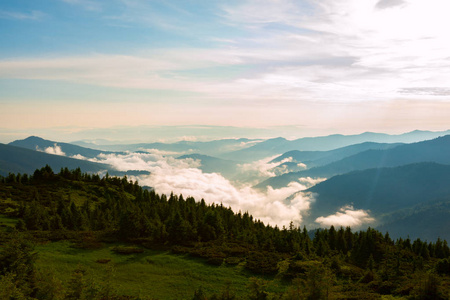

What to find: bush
left=245, top=251, right=279, bottom=275
left=435, top=258, right=450, bottom=275
left=225, top=257, right=242, bottom=265
left=207, top=257, right=224, bottom=266
left=284, top=260, right=322, bottom=279
left=112, top=246, right=144, bottom=254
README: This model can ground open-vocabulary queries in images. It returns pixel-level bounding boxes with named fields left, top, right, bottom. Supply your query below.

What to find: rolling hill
left=302, top=162, right=450, bottom=240
left=9, top=136, right=117, bottom=159
left=72, top=138, right=261, bottom=157
left=270, top=142, right=402, bottom=169
left=0, top=143, right=111, bottom=176
left=258, top=135, right=450, bottom=189
left=222, top=130, right=450, bottom=162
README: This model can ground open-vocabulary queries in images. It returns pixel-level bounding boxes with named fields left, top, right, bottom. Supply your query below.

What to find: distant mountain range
left=69, top=130, right=450, bottom=162
left=269, top=142, right=401, bottom=172
left=302, top=162, right=450, bottom=241
left=258, top=135, right=450, bottom=189
left=0, top=139, right=148, bottom=177
left=71, top=138, right=261, bottom=157
left=221, top=130, right=450, bottom=161
left=9, top=136, right=118, bottom=159
left=2, top=131, right=450, bottom=241
left=0, top=143, right=109, bottom=176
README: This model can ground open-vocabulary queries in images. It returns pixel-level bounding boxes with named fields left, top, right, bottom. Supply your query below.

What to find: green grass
left=0, top=214, right=18, bottom=231
left=35, top=241, right=287, bottom=299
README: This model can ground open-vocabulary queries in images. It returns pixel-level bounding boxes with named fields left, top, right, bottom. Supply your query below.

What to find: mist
left=84, top=151, right=320, bottom=227
left=315, top=205, right=375, bottom=229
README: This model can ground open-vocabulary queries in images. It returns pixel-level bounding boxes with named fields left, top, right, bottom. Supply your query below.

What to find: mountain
left=0, top=143, right=111, bottom=176
left=72, top=138, right=261, bottom=157
left=302, top=162, right=450, bottom=240
left=9, top=136, right=117, bottom=159
left=271, top=142, right=402, bottom=168
left=223, top=130, right=450, bottom=162
left=376, top=199, right=450, bottom=241
left=258, top=135, right=450, bottom=189
left=269, top=161, right=307, bottom=176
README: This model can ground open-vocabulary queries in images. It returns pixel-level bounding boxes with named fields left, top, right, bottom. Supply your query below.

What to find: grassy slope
left=34, top=241, right=287, bottom=299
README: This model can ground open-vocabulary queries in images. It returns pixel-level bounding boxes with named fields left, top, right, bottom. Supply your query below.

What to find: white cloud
left=238, top=155, right=286, bottom=178
left=87, top=151, right=321, bottom=227
left=1, top=4, right=447, bottom=108
left=37, top=144, right=66, bottom=156
left=315, top=205, right=375, bottom=228
left=0, top=10, right=46, bottom=21
left=60, top=0, right=102, bottom=11
left=297, top=162, right=307, bottom=169
left=297, top=177, right=326, bottom=186
left=70, top=154, right=87, bottom=160
left=375, top=0, right=406, bottom=10
left=2, top=0, right=450, bottom=104
left=2, top=0, right=450, bottom=134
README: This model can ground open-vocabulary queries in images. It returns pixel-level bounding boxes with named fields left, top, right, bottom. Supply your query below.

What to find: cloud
left=399, top=87, right=450, bottom=97
left=70, top=154, right=87, bottom=160
left=139, top=148, right=186, bottom=156
left=60, top=0, right=102, bottom=11
left=375, top=0, right=406, bottom=9
left=315, top=205, right=375, bottom=228
left=2, top=0, right=449, bottom=106
left=2, top=0, right=450, bottom=134
left=297, top=177, right=326, bottom=186
left=87, top=151, right=321, bottom=227
left=297, top=162, right=307, bottom=169
left=39, top=144, right=66, bottom=156
left=0, top=10, right=46, bottom=21
left=238, top=155, right=288, bottom=178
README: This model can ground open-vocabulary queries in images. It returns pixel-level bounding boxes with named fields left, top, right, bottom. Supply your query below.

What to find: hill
left=72, top=138, right=261, bottom=156
left=1, top=168, right=449, bottom=299
left=223, top=130, right=450, bottom=162
left=258, top=135, right=450, bottom=189
left=0, top=143, right=111, bottom=176
left=271, top=142, right=401, bottom=169
left=376, top=199, right=450, bottom=241
left=9, top=136, right=117, bottom=159
left=304, top=162, right=450, bottom=240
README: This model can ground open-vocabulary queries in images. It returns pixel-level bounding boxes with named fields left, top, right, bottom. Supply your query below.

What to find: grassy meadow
left=34, top=240, right=288, bottom=299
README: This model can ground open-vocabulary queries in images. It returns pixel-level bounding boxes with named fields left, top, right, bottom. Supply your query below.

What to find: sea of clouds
left=39, top=143, right=375, bottom=229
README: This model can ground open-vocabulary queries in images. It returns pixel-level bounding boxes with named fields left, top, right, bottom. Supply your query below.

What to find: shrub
left=245, top=251, right=279, bottom=275
left=112, top=246, right=144, bottom=254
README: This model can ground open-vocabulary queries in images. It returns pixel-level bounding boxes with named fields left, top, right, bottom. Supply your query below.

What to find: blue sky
left=1, top=0, right=450, bottom=142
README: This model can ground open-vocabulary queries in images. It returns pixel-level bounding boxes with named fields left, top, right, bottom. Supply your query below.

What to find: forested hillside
left=1, top=167, right=449, bottom=299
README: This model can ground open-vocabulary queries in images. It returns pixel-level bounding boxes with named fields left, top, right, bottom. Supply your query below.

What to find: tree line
left=1, top=166, right=450, bottom=299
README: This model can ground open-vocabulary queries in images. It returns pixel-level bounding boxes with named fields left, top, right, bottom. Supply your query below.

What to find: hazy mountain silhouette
left=0, top=143, right=110, bottom=176
left=271, top=142, right=401, bottom=168
left=9, top=136, right=117, bottom=158
left=258, top=135, right=450, bottom=189
left=73, top=138, right=260, bottom=157
left=223, top=130, right=450, bottom=162
left=376, top=199, right=450, bottom=241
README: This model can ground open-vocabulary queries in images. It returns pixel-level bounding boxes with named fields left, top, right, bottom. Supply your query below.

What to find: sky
left=1, top=0, right=450, bottom=143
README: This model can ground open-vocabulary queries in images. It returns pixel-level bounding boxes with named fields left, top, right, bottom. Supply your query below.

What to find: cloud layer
left=315, top=205, right=375, bottom=228
left=36, top=144, right=66, bottom=156
left=87, top=150, right=318, bottom=227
